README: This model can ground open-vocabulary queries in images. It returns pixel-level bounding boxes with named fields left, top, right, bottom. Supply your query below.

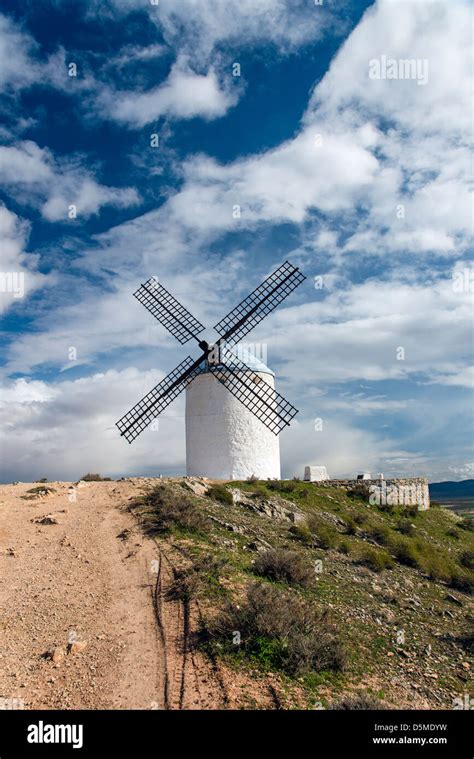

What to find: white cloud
left=0, top=205, right=53, bottom=313
left=42, top=178, right=139, bottom=222
left=105, top=0, right=337, bottom=61
left=99, top=0, right=470, bottom=257
left=169, top=126, right=378, bottom=226
left=321, top=394, right=412, bottom=415
left=0, top=13, right=40, bottom=91
left=0, top=14, right=92, bottom=96
left=0, top=369, right=185, bottom=482
left=309, top=0, right=471, bottom=137
left=280, top=417, right=415, bottom=480
left=442, top=463, right=474, bottom=480
left=87, top=0, right=340, bottom=125
left=101, top=56, right=237, bottom=127
left=0, top=141, right=139, bottom=221
left=429, top=366, right=474, bottom=389
left=0, top=377, right=57, bottom=404
left=266, top=273, right=474, bottom=388
left=0, top=141, right=51, bottom=184
left=112, top=43, right=167, bottom=68
left=303, top=0, right=472, bottom=256
left=0, top=254, right=241, bottom=376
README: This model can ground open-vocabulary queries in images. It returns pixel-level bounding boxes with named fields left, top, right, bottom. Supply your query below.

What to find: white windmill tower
left=116, top=262, right=306, bottom=480
left=185, top=348, right=280, bottom=480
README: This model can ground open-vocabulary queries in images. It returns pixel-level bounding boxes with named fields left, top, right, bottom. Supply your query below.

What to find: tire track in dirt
left=151, top=554, right=170, bottom=709
left=148, top=540, right=228, bottom=709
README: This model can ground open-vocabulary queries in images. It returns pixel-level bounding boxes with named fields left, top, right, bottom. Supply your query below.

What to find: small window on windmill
left=251, top=374, right=263, bottom=384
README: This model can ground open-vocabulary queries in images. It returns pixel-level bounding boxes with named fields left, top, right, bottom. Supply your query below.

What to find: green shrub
left=413, top=538, right=454, bottom=580
left=338, top=540, right=351, bottom=555
left=402, top=504, right=420, bottom=518
left=356, top=546, right=394, bottom=572
left=203, top=583, right=346, bottom=677
left=207, top=484, right=233, bottom=506
left=331, top=692, right=388, bottom=710
left=167, top=555, right=227, bottom=601
left=80, top=473, right=111, bottom=481
left=422, top=554, right=454, bottom=583
left=266, top=480, right=297, bottom=494
left=390, top=535, right=456, bottom=581
left=25, top=485, right=56, bottom=495
left=454, top=630, right=474, bottom=654
left=289, top=523, right=313, bottom=545
left=392, top=537, right=421, bottom=568
left=458, top=550, right=474, bottom=571
left=344, top=518, right=357, bottom=535
left=306, top=515, right=338, bottom=549
left=378, top=502, right=396, bottom=515
left=348, top=484, right=369, bottom=500
left=446, top=527, right=460, bottom=540
left=397, top=519, right=415, bottom=536
left=369, top=525, right=393, bottom=546
left=252, top=549, right=313, bottom=587
left=449, top=569, right=474, bottom=595
left=133, top=486, right=209, bottom=535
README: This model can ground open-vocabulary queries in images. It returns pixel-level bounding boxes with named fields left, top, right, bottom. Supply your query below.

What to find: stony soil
left=0, top=479, right=230, bottom=710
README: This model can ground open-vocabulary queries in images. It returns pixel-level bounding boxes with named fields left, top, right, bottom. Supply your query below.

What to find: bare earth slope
left=0, top=480, right=225, bottom=710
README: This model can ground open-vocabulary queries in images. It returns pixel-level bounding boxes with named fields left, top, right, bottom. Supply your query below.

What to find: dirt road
left=0, top=480, right=225, bottom=710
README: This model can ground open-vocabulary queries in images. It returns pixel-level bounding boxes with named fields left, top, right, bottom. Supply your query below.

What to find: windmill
left=116, top=261, right=306, bottom=479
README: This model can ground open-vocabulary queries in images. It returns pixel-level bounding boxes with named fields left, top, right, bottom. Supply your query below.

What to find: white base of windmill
left=185, top=359, right=280, bottom=481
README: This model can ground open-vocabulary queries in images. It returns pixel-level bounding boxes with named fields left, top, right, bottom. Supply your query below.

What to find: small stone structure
left=304, top=465, right=329, bottom=482
left=313, top=477, right=430, bottom=510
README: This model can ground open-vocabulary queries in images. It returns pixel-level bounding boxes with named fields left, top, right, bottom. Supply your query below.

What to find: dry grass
left=203, top=582, right=346, bottom=677
left=356, top=546, right=394, bottom=572
left=331, top=692, right=388, bottom=710
left=252, top=548, right=314, bottom=587
left=167, top=555, right=226, bottom=602
left=132, top=486, right=210, bottom=535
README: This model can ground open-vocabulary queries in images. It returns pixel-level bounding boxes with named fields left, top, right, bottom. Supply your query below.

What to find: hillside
left=429, top=480, right=474, bottom=499
left=129, top=477, right=473, bottom=709
left=0, top=477, right=472, bottom=710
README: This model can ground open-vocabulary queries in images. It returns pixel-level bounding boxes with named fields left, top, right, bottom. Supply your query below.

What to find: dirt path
left=0, top=480, right=225, bottom=710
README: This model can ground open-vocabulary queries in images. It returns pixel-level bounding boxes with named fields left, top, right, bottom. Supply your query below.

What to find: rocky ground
left=0, top=477, right=472, bottom=710
left=0, top=479, right=230, bottom=710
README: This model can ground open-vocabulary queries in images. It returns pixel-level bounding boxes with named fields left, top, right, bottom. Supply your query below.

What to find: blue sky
left=0, top=0, right=472, bottom=482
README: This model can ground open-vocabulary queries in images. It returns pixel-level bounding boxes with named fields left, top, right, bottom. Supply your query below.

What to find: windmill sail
left=134, top=277, right=205, bottom=344
left=116, top=356, right=201, bottom=443
left=117, top=261, right=305, bottom=443
left=207, top=346, right=298, bottom=435
left=213, top=261, right=305, bottom=346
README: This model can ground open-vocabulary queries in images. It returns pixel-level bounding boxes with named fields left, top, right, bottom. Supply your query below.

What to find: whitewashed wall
left=185, top=371, right=281, bottom=480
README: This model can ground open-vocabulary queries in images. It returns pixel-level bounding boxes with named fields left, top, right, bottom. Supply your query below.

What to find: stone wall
left=314, top=478, right=430, bottom=511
